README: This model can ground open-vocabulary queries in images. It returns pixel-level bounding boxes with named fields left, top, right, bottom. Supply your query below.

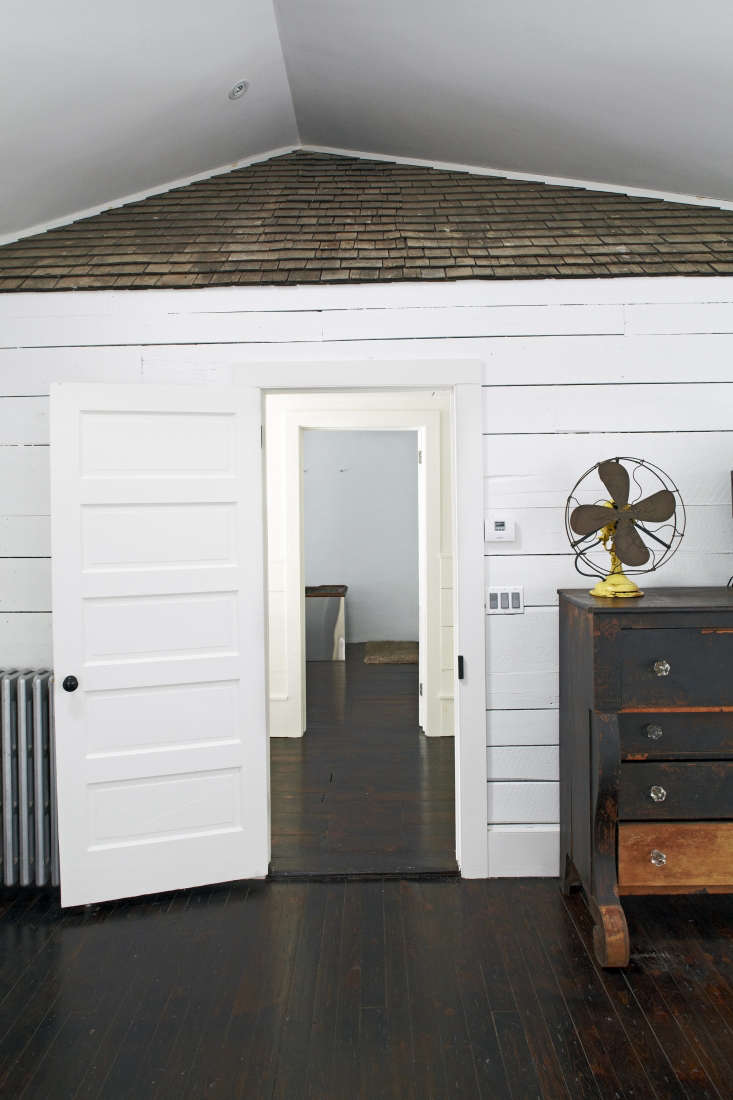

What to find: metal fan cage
left=564, top=456, right=685, bottom=581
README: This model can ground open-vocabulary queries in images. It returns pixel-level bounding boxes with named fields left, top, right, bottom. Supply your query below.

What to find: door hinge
left=260, top=425, right=263, bottom=449
left=419, top=682, right=423, bottom=696
left=418, top=449, right=423, bottom=464
left=457, top=655, right=464, bottom=680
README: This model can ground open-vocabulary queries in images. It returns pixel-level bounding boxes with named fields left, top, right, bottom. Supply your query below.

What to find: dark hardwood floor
left=1, top=879, right=732, bottom=1098
left=3, top=648, right=730, bottom=1097
left=269, top=644, right=457, bottom=875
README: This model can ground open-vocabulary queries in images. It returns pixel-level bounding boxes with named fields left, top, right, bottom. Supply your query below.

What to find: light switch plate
left=486, top=585, right=524, bottom=614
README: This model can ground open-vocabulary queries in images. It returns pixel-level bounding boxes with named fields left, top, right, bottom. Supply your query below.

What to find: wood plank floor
left=1, top=879, right=732, bottom=1098
left=269, top=644, right=457, bottom=875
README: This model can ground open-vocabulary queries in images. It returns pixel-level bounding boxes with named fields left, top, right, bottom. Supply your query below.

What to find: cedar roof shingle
left=2, top=150, right=733, bottom=291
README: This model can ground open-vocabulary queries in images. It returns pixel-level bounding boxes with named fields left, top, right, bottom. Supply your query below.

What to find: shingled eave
left=1, top=151, right=733, bottom=292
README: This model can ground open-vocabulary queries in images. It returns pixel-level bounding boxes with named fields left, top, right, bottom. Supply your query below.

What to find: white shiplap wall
left=1, top=277, right=732, bottom=876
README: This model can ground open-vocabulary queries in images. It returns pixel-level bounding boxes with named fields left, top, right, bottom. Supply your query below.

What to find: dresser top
left=559, top=587, right=733, bottom=613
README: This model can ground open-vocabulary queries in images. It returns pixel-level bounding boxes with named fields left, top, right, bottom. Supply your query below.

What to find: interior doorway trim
left=268, top=399, right=445, bottom=740
left=252, top=359, right=487, bottom=878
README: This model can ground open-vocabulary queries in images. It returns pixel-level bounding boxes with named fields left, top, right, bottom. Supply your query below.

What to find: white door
left=50, top=383, right=268, bottom=907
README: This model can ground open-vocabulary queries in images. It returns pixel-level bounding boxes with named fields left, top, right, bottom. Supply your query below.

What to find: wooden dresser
left=559, top=587, right=733, bottom=967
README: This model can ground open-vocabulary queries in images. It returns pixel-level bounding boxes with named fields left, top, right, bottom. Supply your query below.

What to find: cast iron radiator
left=1, top=671, right=59, bottom=887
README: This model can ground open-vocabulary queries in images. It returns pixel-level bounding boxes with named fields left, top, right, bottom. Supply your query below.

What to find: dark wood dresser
left=559, top=587, right=733, bottom=967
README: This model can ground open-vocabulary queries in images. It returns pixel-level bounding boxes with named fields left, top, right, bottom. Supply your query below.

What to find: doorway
left=265, top=392, right=457, bottom=875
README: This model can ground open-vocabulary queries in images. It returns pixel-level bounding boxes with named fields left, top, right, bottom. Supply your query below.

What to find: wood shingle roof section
left=2, top=150, right=733, bottom=291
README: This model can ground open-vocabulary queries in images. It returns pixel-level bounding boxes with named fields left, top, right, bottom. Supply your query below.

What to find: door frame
left=267, top=398, right=445, bottom=739
left=290, top=410, right=439, bottom=736
left=247, top=359, right=487, bottom=879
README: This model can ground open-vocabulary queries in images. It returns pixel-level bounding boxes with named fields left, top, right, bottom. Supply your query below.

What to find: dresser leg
left=588, top=712, right=629, bottom=966
left=590, top=900, right=630, bottom=968
left=561, top=853, right=581, bottom=896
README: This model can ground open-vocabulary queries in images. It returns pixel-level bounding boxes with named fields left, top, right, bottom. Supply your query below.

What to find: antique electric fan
left=565, top=457, right=685, bottom=598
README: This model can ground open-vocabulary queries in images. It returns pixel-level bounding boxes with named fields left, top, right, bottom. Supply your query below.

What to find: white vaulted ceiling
left=278, top=0, right=733, bottom=203
left=3, top=0, right=733, bottom=239
left=0, top=0, right=298, bottom=238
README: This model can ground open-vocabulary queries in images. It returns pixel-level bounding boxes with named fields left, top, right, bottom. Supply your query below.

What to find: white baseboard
left=487, top=824, right=559, bottom=877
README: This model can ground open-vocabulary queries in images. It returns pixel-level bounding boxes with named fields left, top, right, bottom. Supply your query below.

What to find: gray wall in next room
left=303, top=430, right=418, bottom=644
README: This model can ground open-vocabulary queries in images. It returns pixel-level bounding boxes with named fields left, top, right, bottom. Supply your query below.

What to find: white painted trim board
left=3, top=276, right=733, bottom=319
left=0, top=146, right=300, bottom=247
left=4, top=139, right=733, bottom=248
left=303, top=144, right=733, bottom=213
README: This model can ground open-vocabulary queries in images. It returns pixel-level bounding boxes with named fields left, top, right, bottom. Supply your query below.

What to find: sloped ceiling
left=0, top=0, right=298, bottom=238
left=278, top=0, right=733, bottom=203
left=3, top=0, right=733, bottom=240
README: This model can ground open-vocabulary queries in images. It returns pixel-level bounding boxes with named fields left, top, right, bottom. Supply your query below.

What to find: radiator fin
left=0, top=671, right=59, bottom=888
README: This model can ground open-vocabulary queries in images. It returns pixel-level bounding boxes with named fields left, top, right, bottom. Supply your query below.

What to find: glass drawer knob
left=650, top=849, right=667, bottom=867
left=645, top=724, right=663, bottom=741
left=653, top=659, right=671, bottom=677
left=650, top=785, right=667, bottom=802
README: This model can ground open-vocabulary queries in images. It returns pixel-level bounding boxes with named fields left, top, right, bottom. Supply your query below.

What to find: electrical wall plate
left=486, top=585, right=524, bottom=614
left=484, top=514, right=516, bottom=542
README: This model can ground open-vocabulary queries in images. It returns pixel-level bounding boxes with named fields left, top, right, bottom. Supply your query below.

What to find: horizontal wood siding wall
left=1, top=277, right=732, bottom=875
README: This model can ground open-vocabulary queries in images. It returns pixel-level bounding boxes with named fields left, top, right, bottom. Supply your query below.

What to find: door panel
left=81, top=503, right=236, bottom=570
left=51, top=383, right=268, bottom=907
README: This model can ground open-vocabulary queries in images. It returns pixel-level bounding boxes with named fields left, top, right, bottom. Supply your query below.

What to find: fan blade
left=627, top=489, right=676, bottom=523
left=570, top=504, right=615, bottom=537
left=614, top=517, right=650, bottom=567
left=598, top=460, right=630, bottom=509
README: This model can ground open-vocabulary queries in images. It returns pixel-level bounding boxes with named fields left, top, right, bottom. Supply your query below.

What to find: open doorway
left=265, top=392, right=457, bottom=876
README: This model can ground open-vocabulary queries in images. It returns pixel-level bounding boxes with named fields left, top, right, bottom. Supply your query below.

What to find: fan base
left=590, top=572, right=644, bottom=599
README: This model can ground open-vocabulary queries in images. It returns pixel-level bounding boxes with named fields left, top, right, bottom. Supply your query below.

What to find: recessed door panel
left=89, top=769, right=241, bottom=847
left=82, top=503, right=236, bottom=570
left=83, top=592, right=238, bottom=662
left=86, top=680, right=240, bottom=755
left=80, top=410, right=235, bottom=476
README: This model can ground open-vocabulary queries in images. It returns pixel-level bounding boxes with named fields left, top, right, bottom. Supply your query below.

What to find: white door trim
left=281, top=405, right=443, bottom=738
left=236, top=359, right=483, bottom=389
left=452, top=384, right=489, bottom=878
left=252, top=359, right=486, bottom=878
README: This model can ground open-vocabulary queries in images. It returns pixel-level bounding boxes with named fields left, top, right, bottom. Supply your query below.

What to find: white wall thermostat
left=484, top=514, right=516, bottom=543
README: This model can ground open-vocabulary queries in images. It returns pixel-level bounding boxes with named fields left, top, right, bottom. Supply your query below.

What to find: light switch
left=486, top=586, right=524, bottom=615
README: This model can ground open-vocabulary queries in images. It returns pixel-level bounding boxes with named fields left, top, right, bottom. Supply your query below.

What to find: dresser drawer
left=620, top=712, right=733, bottom=760
left=618, top=761, right=733, bottom=819
left=618, top=822, right=733, bottom=889
left=620, top=627, right=733, bottom=708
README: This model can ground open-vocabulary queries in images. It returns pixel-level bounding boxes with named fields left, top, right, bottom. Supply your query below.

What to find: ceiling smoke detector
left=228, top=79, right=249, bottom=101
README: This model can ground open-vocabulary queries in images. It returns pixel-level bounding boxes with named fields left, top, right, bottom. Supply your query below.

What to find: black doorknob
left=62, top=675, right=79, bottom=693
